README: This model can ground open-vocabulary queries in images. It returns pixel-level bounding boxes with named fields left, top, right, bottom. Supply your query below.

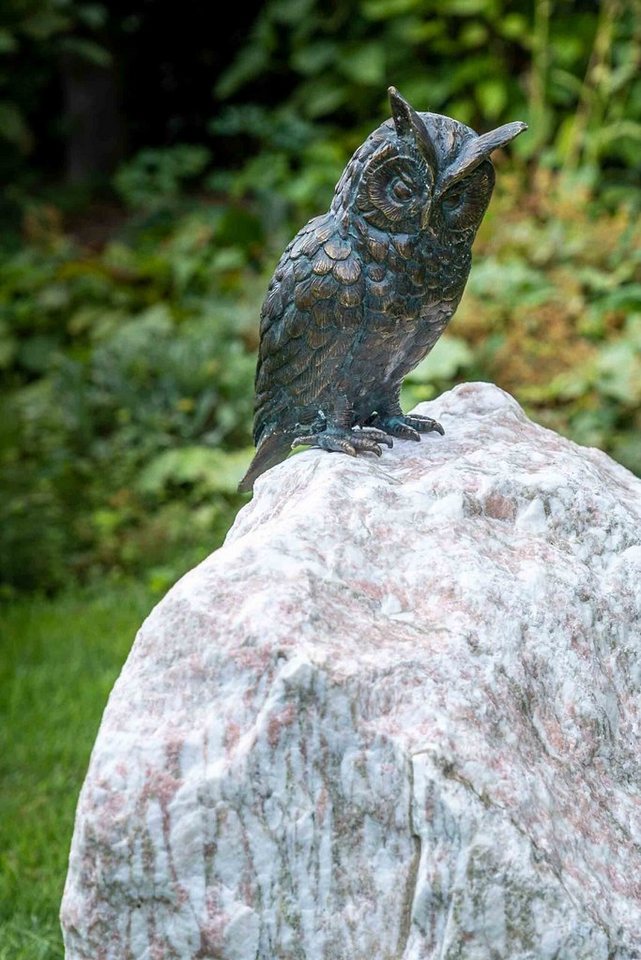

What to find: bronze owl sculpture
left=238, top=87, right=526, bottom=492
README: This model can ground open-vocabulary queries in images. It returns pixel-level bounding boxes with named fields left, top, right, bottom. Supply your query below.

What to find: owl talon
left=359, top=427, right=394, bottom=448
left=336, top=439, right=358, bottom=456
left=404, top=414, right=444, bottom=435
left=392, top=423, right=421, bottom=442
left=352, top=437, right=383, bottom=457
left=291, top=428, right=387, bottom=458
left=368, top=413, right=444, bottom=440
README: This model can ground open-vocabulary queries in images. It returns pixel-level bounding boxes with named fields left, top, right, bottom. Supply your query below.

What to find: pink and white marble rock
left=62, top=382, right=641, bottom=960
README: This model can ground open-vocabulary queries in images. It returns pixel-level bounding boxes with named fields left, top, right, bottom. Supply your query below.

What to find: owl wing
left=253, top=212, right=364, bottom=444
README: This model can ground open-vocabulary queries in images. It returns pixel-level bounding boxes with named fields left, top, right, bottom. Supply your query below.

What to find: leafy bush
left=3, top=0, right=641, bottom=594
left=0, top=0, right=110, bottom=187
left=0, top=204, right=261, bottom=592
left=114, top=145, right=212, bottom=211
left=2, top=168, right=640, bottom=594
left=213, top=0, right=641, bottom=215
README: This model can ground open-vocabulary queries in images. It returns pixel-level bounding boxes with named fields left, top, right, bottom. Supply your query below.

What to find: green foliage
left=0, top=0, right=109, bottom=182
left=114, top=145, right=212, bottom=211
left=213, top=0, right=641, bottom=216
left=0, top=580, right=155, bottom=959
left=0, top=204, right=261, bottom=592
left=3, top=0, right=641, bottom=594
left=3, top=171, right=640, bottom=595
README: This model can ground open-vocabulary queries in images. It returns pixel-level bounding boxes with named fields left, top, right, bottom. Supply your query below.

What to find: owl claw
left=368, top=413, right=445, bottom=439
left=291, top=428, right=389, bottom=459
left=389, top=422, right=422, bottom=442
left=359, top=427, right=394, bottom=448
left=335, top=439, right=358, bottom=456
left=406, top=414, right=445, bottom=436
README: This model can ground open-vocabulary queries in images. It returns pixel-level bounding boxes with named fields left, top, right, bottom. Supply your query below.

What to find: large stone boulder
left=61, top=383, right=641, bottom=959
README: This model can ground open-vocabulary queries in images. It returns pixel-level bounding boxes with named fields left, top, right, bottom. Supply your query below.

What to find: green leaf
left=476, top=78, right=508, bottom=119
left=362, top=0, right=422, bottom=21
left=406, top=336, right=474, bottom=383
left=76, top=4, right=108, bottom=30
left=58, top=37, right=111, bottom=68
left=270, top=0, right=315, bottom=24
left=596, top=340, right=641, bottom=405
left=499, top=13, right=529, bottom=40
left=339, top=43, right=386, bottom=87
left=137, top=446, right=254, bottom=496
left=460, top=23, right=489, bottom=47
left=435, top=0, right=499, bottom=15
left=0, top=320, right=17, bottom=369
left=17, top=335, right=60, bottom=374
left=215, top=17, right=275, bottom=99
left=290, top=41, right=337, bottom=76
left=21, top=10, right=71, bottom=39
left=301, top=82, right=347, bottom=119
left=0, top=101, right=32, bottom=151
left=0, top=29, right=18, bottom=53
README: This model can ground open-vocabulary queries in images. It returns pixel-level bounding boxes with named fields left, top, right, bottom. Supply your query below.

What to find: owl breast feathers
left=238, top=87, right=526, bottom=492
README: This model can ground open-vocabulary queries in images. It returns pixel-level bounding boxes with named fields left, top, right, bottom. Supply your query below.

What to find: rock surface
left=61, top=382, right=641, bottom=959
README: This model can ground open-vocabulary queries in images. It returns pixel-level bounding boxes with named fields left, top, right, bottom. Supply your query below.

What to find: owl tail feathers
left=237, top=430, right=296, bottom=494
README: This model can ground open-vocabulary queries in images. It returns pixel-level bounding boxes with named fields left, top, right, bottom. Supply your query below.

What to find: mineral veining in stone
left=61, top=382, right=641, bottom=959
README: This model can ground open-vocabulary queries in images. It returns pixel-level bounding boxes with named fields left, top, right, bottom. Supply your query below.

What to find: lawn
left=0, top=582, right=157, bottom=959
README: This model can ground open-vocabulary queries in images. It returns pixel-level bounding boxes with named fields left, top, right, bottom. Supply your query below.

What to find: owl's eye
left=359, top=150, right=432, bottom=231
left=440, top=162, right=495, bottom=231
left=391, top=178, right=412, bottom=202
left=441, top=186, right=464, bottom=210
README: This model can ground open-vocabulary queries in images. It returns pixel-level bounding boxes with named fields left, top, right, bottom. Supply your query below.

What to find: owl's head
left=331, top=87, right=526, bottom=237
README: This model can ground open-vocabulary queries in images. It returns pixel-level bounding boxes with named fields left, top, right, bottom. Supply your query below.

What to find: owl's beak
left=388, top=86, right=438, bottom=173
left=437, top=120, right=527, bottom=196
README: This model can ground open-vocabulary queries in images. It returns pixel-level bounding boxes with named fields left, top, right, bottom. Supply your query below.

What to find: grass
left=0, top=581, right=156, bottom=959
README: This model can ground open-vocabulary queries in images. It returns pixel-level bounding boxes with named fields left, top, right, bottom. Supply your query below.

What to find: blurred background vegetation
left=2, top=1, right=641, bottom=955
left=2, top=0, right=641, bottom=596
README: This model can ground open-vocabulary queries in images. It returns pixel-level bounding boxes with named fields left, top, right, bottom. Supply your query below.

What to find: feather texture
left=239, top=90, right=526, bottom=491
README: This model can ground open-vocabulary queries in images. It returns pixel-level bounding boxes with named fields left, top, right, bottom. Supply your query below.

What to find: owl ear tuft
left=388, top=87, right=416, bottom=138
left=438, top=120, right=527, bottom=195
left=475, top=121, right=528, bottom=157
left=388, top=86, right=438, bottom=172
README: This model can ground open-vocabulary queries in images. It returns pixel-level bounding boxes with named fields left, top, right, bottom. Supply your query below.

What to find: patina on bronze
left=238, top=87, right=526, bottom=493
